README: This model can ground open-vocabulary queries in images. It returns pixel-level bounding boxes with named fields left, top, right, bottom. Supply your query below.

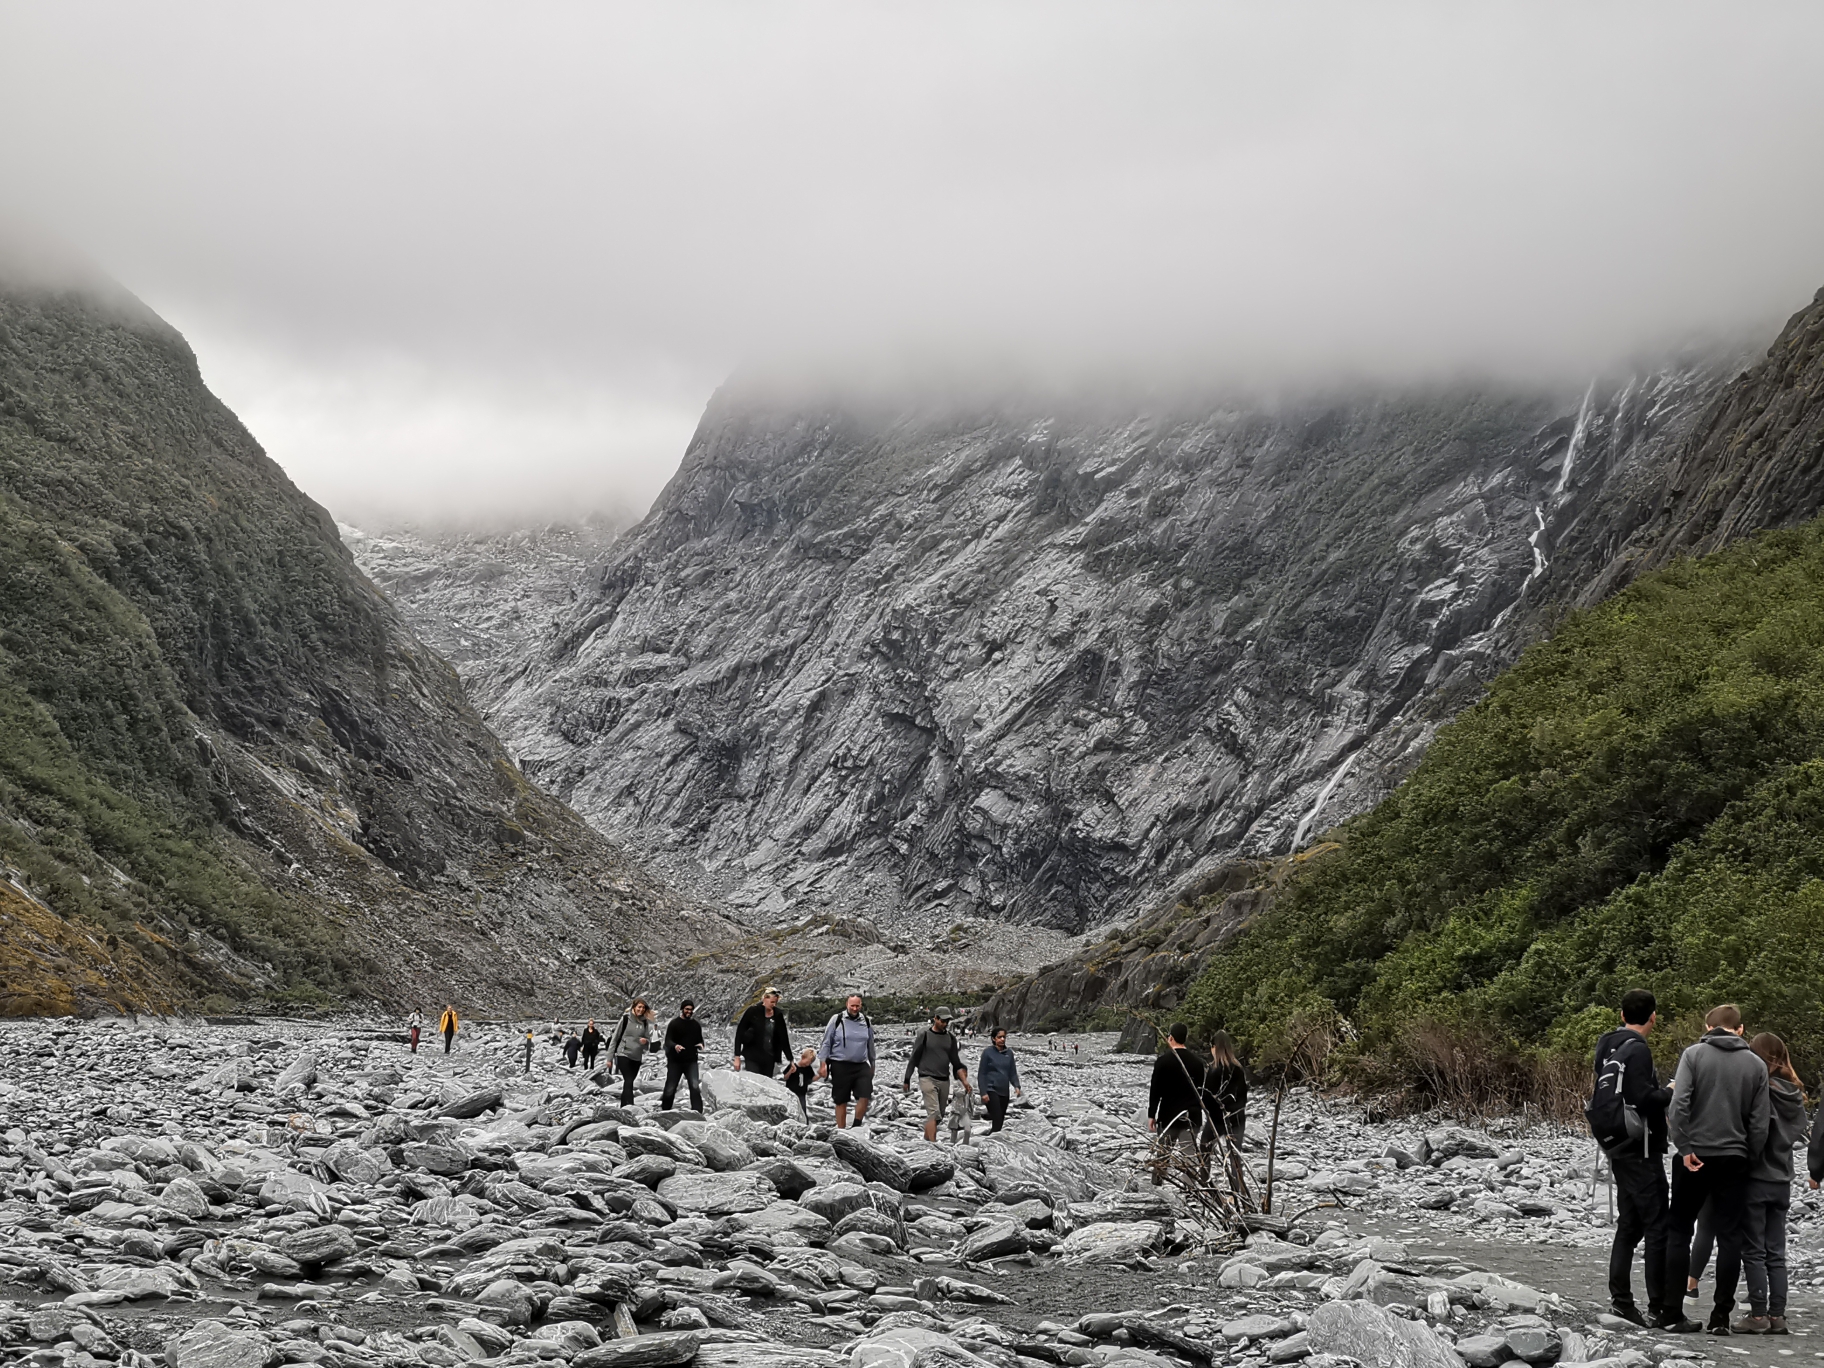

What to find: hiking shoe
left=1655, top=1317, right=1703, bottom=1334
left=1732, top=1315, right=1770, bottom=1335
left=1706, top=1319, right=1732, bottom=1337
left=1769, top=1316, right=1789, bottom=1335
left=1610, top=1305, right=1648, bottom=1328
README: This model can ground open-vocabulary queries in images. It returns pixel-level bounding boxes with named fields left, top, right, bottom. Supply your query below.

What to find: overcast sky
left=3, top=4, right=1823, bottom=527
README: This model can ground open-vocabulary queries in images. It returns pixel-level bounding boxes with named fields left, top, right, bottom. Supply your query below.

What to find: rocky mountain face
left=0, top=271, right=735, bottom=1017
left=984, top=286, right=1824, bottom=1031
left=343, top=521, right=625, bottom=721
left=484, top=351, right=1757, bottom=938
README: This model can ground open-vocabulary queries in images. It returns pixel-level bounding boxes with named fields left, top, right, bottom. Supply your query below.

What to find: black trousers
left=442, top=1027, right=455, bottom=1054
left=985, top=1091, right=1010, bottom=1132
left=1667, top=1153, right=1749, bottom=1326
left=1608, top=1148, right=1669, bottom=1317
left=742, top=1055, right=777, bottom=1078
left=616, top=1057, right=641, bottom=1106
left=662, top=1058, right=701, bottom=1111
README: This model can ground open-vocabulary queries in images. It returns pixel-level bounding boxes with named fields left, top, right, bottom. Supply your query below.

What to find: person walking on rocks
left=733, top=987, right=793, bottom=1077
left=784, top=1044, right=817, bottom=1121
left=903, top=1007, right=970, bottom=1143
left=978, top=1028, right=1022, bottom=1134
left=817, top=993, right=876, bottom=1129
left=580, top=1018, right=604, bottom=1071
left=1734, top=1032, right=1806, bottom=1334
left=563, top=1030, right=582, bottom=1068
left=438, top=1005, right=459, bottom=1054
left=1590, top=989, right=1676, bottom=1328
left=1666, top=1003, right=1771, bottom=1336
left=1202, top=1030, right=1250, bottom=1192
left=523, top=1029, right=534, bottom=1074
left=409, top=1009, right=422, bottom=1054
left=607, top=998, right=656, bottom=1106
left=1148, top=1023, right=1206, bottom=1185
left=662, top=1000, right=705, bottom=1112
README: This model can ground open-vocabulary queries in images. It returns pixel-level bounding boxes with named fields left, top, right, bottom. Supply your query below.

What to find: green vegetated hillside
left=0, top=266, right=729, bottom=1018
left=1188, top=518, right=1824, bottom=1088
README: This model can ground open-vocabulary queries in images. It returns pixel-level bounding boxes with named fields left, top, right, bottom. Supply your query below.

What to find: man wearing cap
left=733, top=986, right=793, bottom=1077
left=903, top=1008, right=970, bottom=1143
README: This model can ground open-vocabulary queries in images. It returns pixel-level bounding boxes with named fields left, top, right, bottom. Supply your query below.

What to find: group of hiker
left=408, top=989, right=1026, bottom=1135
left=1594, top=992, right=1818, bottom=1337
left=1144, top=1021, right=1250, bottom=1189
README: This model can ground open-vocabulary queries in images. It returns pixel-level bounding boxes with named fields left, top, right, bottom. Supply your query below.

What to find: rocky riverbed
left=4, top=1018, right=1822, bottom=1368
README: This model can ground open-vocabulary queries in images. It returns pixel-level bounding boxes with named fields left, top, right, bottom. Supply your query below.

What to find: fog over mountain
left=2, top=3, right=1823, bottom=524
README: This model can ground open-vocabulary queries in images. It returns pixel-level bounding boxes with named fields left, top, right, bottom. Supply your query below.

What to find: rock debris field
left=6, top=1022, right=1824, bottom=1368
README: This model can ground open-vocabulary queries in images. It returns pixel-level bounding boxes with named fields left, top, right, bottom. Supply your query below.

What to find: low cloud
left=2, top=3, right=1821, bottom=523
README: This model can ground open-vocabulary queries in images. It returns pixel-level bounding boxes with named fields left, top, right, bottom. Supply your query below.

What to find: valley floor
left=2, top=1019, right=1817, bottom=1368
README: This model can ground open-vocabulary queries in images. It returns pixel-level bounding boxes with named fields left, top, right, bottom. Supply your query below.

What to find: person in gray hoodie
left=1664, top=1003, right=1771, bottom=1336
left=1733, top=1032, right=1807, bottom=1335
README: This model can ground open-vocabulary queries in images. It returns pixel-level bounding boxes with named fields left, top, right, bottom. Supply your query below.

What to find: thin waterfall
left=1291, top=748, right=1358, bottom=851
left=1556, top=381, right=1596, bottom=497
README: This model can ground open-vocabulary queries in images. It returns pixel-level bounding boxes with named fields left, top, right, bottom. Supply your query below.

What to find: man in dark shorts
left=817, top=993, right=876, bottom=1129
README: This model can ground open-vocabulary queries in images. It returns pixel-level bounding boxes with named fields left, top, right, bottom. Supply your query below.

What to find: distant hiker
left=563, top=1030, right=582, bottom=1068
left=902, top=1008, right=969, bottom=1143
left=662, top=1000, right=705, bottom=1112
left=522, top=1029, right=534, bottom=1074
left=1588, top=990, right=1676, bottom=1328
left=733, top=987, right=793, bottom=1077
left=438, top=1005, right=459, bottom=1054
left=784, top=1045, right=817, bottom=1121
left=409, top=1009, right=422, bottom=1054
left=1203, top=1030, right=1250, bottom=1192
left=1665, top=1003, right=1771, bottom=1336
left=816, top=993, right=876, bottom=1129
left=1148, top=1023, right=1206, bottom=1185
left=1734, top=1032, right=1805, bottom=1334
left=580, top=1019, right=604, bottom=1071
left=608, top=998, right=656, bottom=1106
left=978, top=1028, right=1022, bottom=1134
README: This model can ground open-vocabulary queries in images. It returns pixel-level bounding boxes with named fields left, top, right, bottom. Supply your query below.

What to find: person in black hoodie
left=579, top=1019, right=604, bottom=1071
left=661, top=1000, right=705, bottom=1112
left=1592, top=990, right=1677, bottom=1329
left=732, top=988, right=793, bottom=1077
left=1148, top=1023, right=1206, bottom=1186
left=1202, top=1030, right=1250, bottom=1193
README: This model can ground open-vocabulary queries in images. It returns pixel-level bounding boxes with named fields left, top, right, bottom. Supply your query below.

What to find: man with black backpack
left=1589, top=990, right=1678, bottom=1329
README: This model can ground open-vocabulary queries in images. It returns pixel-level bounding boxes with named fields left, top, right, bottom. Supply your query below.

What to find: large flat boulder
left=656, top=1170, right=776, bottom=1216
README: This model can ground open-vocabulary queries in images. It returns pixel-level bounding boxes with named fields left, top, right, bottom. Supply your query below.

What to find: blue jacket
left=978, top=1045, right=1020, bottom=1096
left=818, top=1011, right=876, bottom=1066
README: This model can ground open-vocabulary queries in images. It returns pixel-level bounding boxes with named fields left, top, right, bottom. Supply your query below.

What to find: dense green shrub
left=1187, top=520, right=1824, bottom=1085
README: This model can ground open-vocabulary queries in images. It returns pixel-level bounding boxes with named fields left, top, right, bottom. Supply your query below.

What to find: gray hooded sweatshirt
left=1752, top=1075, right=1808, bottom=1184
left=1667, top=1029, right=1770, bottom=1160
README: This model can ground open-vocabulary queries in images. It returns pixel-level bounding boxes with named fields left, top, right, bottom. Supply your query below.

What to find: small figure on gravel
left=1202, top=1030, right=1250, bottom=1191
left=579, top=1018, right=604, bottom=1071
left=1588, top=989, right=1676, bottom=1329
left=409, top=1008, right=422, bottom=1054
left=978, top=1028, right=1022, bottom=1134
left=903, top=1007, right=970, bottom=1143
left=1732, top=1032, right=1806, bottom=1334
left=522, top=1028, right=534, bottom=1074
left=1147, top=1022, right=1206, bottom=1185
left=563, top=1030, right=582, bottom=1068
left=784, top=1044, right=818, bottom=1121
left=733, top=987, right=793, bottom=1077
left=817, top=993, right=876, bottom=1129
left=662, top=1000, right=705, bottom=1112
left=1665, top=1002, right=1771, bottom=1336
left=438, top=1005, right=459, bottom=1054
left=607, top=998, right=656, bottom=1106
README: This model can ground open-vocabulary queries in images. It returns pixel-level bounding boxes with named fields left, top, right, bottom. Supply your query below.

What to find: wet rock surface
left=7, top=1018, right=1824, bottom=1368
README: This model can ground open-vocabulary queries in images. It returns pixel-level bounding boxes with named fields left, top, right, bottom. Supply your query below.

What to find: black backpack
left=1585, top=1032, right=1648, bottom=1154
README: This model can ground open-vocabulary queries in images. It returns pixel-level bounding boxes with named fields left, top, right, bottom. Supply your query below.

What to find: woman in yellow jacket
left=438, top=1005, right=459, bottom=1054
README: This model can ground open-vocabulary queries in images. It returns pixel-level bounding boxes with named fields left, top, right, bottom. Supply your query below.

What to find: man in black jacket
left=733, top=987, right=793, bottom=1077
left=1148, top=1023, right=1207, bottom=1186
left=662, top=1000, right=705, bottom=1112
left=1594, top=990, right=1678, bottom=1329
left=579, top=1019, right=604, bottom=1071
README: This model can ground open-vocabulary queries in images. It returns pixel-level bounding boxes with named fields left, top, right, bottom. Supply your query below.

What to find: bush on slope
left=1186, top=519, right=1824, bottom=1084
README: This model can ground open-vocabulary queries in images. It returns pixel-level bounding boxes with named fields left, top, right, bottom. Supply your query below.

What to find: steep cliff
left=490, top=350, right=1750, bottom=936
left=0, top=270, right=732, bottom=1016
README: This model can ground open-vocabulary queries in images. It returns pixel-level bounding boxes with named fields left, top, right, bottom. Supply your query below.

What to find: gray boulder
left=441, top=1085, right=505, bottom=1120
left=572, top=1331, right=703, bottom=1367
left=165, top=1320, right=270, bottom=1368
left=656, top=1170, right=775, bottom=1216
left=1308, top=1302, right=1462, bottom=1368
